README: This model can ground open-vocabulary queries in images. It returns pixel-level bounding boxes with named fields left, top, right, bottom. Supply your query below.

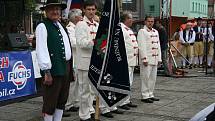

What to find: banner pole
left=95, top=96, right=100, bottom=121
left=118, top=0, right=122, bottom=13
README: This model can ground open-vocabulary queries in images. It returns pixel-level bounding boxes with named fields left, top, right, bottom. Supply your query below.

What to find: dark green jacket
left=42, top=19, right=71, bottom=76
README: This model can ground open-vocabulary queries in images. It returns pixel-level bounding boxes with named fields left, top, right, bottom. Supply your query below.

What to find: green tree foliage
left=24, top=0, right=36, bottom=13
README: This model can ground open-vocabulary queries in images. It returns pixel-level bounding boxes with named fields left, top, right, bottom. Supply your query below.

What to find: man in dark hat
left=36, top=0, right=73, bottom=121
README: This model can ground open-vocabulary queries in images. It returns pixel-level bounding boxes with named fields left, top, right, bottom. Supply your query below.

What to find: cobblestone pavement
left=0, top=68, right=214, bottom=121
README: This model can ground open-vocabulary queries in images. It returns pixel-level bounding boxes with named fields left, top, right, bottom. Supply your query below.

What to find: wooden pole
left=205, top=20, right=209, bottom=75
left=118, top=0, right=122, bottom=12
left=95, top=96, right=100, bottom=121
left=169, top=0, right=172, bottom=38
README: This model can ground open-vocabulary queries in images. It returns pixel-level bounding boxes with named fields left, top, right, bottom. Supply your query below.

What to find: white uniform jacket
left=121, top=23, right=138, bottom=67
left=67, top=22, right=76, bottom=48
left=75, top=16, right=99, bottom=70
left=67, top=22, right=77, bottom=66
left=137, top=26, right=162, bottom=66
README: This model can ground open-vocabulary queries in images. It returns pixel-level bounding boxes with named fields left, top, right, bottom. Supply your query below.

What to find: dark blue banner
left=0, top=51, right=36, bottom=101
left=89, top=0, right=130, bottom=108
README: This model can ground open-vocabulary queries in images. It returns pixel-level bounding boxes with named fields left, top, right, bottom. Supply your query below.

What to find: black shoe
left=68, top=106, right=79, bottom=112
left=126, top=102, right=137, bottom=108
left=180, top=66, right=185, bottom=69
left=193, top=64, right=197, bottom=68
left=199, top=64, right=203, bottom=68
left=118, top=105, right=130, bottom=110
left=111, top=109, right=124, bottom=114
left=93, top=100, right=96, bottom=105
left=63, top=110, right=71, bottom=117
left=150, top=97, right=160, bottom=101
left=101, top=112, right=114, bottom=118
left=141, top=99, right=153, bottom=103
left=91, top=113, right=95, bottom=120
left=80, top=118, right=93, bottom=121
left=208, top=65, right=212, bottom=68
left=189, top=65, right=192, bottom=69
left=164, top=74, right=171, bottom=77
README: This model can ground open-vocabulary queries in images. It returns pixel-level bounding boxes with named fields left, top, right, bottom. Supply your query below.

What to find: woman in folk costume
left=36, top=0, right=73, bottom=120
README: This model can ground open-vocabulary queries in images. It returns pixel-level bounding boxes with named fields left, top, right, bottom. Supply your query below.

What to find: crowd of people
left=35, top=0, right=214, bottom=121
left=173, top=18, right=214, bottom=69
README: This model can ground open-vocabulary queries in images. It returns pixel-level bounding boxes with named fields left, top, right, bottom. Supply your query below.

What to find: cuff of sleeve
left=43, top=69, right=51, bottom=74
left=141, top=57, right=147, bottom=63
left=89, top=40, right=94, bottom=47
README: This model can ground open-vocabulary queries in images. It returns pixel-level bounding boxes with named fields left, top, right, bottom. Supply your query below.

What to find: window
left=149, top=5, right=155, bottom=12
left=198, top=3, right=200, bottom=12
left=122, top=0, right=136, bottom=11
left=192, top=2, right=194, bottom=11
left=205, top=5, right=207, bottom=14
left=204, top=5, right=205, bottom=14
left=122, top=0, right=132, bottom=3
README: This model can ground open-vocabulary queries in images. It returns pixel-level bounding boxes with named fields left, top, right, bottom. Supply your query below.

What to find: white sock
left=207, top=56, right=213, bottom=66
left=194, top=57, right=198, bottom=65
left=182, top=59, right=186, bottom=66
left=189, top=57, right=193, bottom=65
left=199, top=56, right=203, bottom=65
left=44, top=114, right=53, bottom=121
left=53, top=109, right=63, bottom=121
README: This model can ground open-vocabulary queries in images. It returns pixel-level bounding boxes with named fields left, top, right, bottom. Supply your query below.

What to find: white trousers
left=121, top=66, right=134, bottom=106
left=65, top=70, right=80, bottom=109
left=78, top=70, right=95, bottom=120
left=99, top=100, right=111, bottom=114
left=140, top=65, right=157, bottom=99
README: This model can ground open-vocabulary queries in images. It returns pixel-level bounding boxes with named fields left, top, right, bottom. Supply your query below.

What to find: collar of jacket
left=120, top=22, right=130, bottom=31
left=144, top=25, right=155, bottom=32
left=83, top=16, right=98, bottom=26
left=67, top=21, right=76, bottom=28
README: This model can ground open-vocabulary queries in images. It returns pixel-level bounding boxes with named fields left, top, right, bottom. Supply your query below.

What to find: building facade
left=126, top=0, right=209, bottom=19
left=208, top=0, right=215, bottom=18
left=142, top=0, right=160, bottom=18
left=172, top=0, right=208, bottom=18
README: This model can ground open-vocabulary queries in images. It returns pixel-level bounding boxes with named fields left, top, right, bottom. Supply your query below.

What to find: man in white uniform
left=118, top=11, right=138, bottom=110
left=65, top=8, right=83, bottom=112
left=137, top=16, right=162, bottom=103
left=75, top=1, right=113, bottom=120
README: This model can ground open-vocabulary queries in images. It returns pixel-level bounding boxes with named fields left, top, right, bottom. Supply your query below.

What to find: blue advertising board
left=0, top=51, right=37, bottom=101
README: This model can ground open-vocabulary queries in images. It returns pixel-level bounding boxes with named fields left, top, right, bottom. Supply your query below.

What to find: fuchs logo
left=8, top=61, right=31, bottom=90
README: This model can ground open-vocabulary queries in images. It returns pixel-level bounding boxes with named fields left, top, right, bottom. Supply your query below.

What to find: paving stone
left=1, top=69, right=215, bottom=121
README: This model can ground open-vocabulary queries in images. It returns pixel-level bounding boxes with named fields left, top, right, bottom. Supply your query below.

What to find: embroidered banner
left=88, top=0, right=130, bottom=108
